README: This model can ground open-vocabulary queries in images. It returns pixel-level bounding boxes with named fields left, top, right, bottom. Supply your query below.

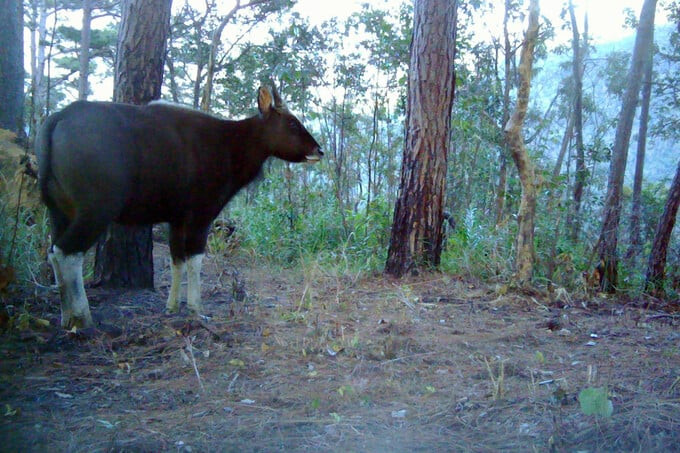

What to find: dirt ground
left=1, top=244, right=679, bottom=452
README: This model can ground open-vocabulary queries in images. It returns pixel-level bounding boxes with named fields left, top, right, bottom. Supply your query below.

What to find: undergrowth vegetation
left=0, top=201, right=49, bottom=288
left=1, top=157, right=677, bottom=299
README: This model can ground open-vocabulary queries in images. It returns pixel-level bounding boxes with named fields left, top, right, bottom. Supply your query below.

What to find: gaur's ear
left=258, top=86, right=273, bottom=115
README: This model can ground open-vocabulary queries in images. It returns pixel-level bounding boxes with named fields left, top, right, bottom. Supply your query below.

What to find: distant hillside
left=531, top=24, right=678, bottom=184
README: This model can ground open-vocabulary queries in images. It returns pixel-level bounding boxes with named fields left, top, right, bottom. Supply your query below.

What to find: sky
left=38, top=0, right=669, bottom=103
left=291, top=0, right=668, bottom=45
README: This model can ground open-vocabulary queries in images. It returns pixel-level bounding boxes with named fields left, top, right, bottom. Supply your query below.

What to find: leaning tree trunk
left=626, top=44, right=654, bottom=263
left=645, top=159, right=680, bottom=298
left=597, top=0, right=657, bottom=292
left=505, top=0, right=540, bottom=285
left=385, top=0, right=457, bottom=277
left=0, top=0, right=24, bottom=136
left=94, top=0, right=172, bottom=288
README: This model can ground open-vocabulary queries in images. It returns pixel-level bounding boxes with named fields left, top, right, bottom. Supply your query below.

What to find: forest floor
left=1, top=243, right=679, bottom=452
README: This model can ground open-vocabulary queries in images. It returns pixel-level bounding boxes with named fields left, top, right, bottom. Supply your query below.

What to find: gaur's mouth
left=306, top=147, right=323, bottom=162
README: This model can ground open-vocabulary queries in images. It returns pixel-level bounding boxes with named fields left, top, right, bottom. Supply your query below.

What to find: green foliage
left=226, top=167, right=392, bottom=273
left=0, top=202, right=50, bottom=289
left=578, top=387, right=613, bottom=418
left=18, top=0, right=680, bottom=296
left=440, top=208, right=514, bottom=280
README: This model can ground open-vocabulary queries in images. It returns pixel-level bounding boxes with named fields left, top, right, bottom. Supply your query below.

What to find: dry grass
left=1, top=245, right=679, bottom=452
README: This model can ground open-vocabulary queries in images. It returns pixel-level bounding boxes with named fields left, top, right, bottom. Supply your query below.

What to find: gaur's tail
left=35, top=112, right=62, bottom=200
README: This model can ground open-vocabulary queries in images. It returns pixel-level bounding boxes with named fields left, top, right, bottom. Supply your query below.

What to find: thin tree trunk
left=545, top=112, right=573, bottom=282
left=504, top=0, right=540, bottom=285
left=385, top=0, right=457, bottom=277
left=29, top=0, right=48, bottom=139
left=569, top=0, right=586, bottom=241
left=626, top=43, right=654, bottom=263
left=366, top=89, right=380, bottom=213
left=94, top=0, right=172, bottom=289
left=78, top=0, right=93, bottom=100
left=166, top=31, right=180, bottom=103
left=200, top=4, right=238, bottom=112
left=645, top=159, right=680, bottom=298
left=495, top=0, right=513, bottom=226
left=597, top=0, right=657, bottom=292
left=199, top=0, right=270, bottom=112
left=552, top=110, right=574, bottom=181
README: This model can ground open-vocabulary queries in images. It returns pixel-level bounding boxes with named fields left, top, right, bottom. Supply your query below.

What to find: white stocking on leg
left=186, top=254, right=204, bottom=313
left=166, top=259, right=185, bottom=313
left=52, top=246, right=93, bottom=328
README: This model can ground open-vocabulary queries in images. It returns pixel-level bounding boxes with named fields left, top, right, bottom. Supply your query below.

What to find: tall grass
left=0, top=200, right=50, bottom=288
left=225, top=180, right=393, bottom=274
left=440, top=207, right=515, bottom=280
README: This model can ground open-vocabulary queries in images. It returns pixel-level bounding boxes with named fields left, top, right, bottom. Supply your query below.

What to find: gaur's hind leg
left=46, top=204, right=70, bottom=287
left=51, top=211, right=113, bottom=328
left=50, top=246, right=90, bottom=328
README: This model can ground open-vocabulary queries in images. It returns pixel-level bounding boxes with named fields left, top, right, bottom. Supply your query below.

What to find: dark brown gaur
left=36, top=85, right=322, bottom=328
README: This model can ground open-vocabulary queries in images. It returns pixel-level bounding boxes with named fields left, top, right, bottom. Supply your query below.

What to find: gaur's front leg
left=186, top=253, right=204, bottom=313
left=166, top=259, right=185, bottom=313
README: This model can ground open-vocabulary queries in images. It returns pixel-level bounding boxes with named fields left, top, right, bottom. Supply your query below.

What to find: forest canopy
left=1, top=0, right=679, bottom=299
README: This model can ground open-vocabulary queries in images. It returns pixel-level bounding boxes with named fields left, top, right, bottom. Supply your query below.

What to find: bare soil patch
left=1, top=245, right=679, bottom=452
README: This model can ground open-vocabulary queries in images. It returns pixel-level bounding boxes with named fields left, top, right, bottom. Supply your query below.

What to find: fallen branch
left=184, top=336, right=205, bottom=393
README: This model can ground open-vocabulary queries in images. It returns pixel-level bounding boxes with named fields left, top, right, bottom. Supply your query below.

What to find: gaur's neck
left=215, top=115, right=271, bottom=194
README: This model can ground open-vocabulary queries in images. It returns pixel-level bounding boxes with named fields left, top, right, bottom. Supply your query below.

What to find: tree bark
left=597, top=0, right=657, bottom=292
left=78, top=0, right=93, bottom=100
left=94, top=0, right=172, bottom=289
left=645, top=159, right=680, bottom=298
left=385, top=0, right=457, bottom=277
left=504, top=0, right=540, bottom=285
left=626, top=41, right=654, bottom=263
left=0, top=0, right=24, bottom=136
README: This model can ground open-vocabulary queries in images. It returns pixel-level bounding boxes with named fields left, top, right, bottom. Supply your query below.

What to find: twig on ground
left=184, top=336, right=205, bottom=393
left=227, top=371, right=239, bottom=393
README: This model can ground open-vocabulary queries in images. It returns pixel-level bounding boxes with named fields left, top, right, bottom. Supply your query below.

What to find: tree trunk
left=504, top=0, right=540, bottom=285
left=597, top=0, right=657, bottom=292
left=28, top=0, right=48, bottom=139
left=366, top=90, right=380, bottom=213
left=78, top=0, right=93, bottom=100
left=552, top=110, right=574, bottom=181
left=200, top=3, right=240, bottom=112
left=94, top=0, right=172, bottom=289
left=385, top=0, right=457, bottom=277
left=166, top=28, right=180, bottom=103
left=626, top=43, right=654, bottom=263
left=0, top=0, right=24, bottom=136
left=494, top=0, right=513, bottom=226
left=645, top=159, right=680, bottom=298
left=569, top=0, right=586, bottom=241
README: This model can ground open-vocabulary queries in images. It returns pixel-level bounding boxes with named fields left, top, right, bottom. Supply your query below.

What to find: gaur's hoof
left=62, top=315, right=94, bottom=330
